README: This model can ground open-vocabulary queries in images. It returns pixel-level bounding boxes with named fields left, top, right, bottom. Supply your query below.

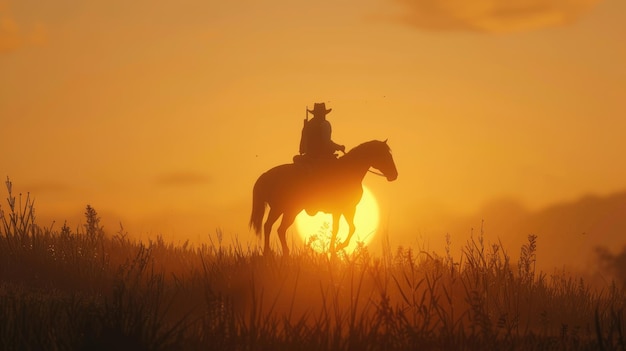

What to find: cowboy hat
left=307, top=102, right=332, bottom=116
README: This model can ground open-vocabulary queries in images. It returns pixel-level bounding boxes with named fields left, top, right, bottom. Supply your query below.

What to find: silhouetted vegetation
left=596, top=245, right=626, bottom=288
left=1, top=178, right=625, bottom=350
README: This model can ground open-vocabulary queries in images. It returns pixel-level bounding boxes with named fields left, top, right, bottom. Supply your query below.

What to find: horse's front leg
left=329, top=212, right=341, bottom=254
left=336, top=208, right=356, bottom=251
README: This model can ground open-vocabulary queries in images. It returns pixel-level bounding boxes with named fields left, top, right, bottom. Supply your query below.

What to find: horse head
left=375, top=139, right=398, bottom=181
left=350, top=139, right=398, bottom=181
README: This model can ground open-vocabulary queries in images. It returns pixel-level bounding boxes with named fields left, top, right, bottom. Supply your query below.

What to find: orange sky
left=1, top=0, right=625, bottom=264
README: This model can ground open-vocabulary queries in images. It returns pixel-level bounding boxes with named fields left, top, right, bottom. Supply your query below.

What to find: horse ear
left=383, top=139, right=388, bottom=144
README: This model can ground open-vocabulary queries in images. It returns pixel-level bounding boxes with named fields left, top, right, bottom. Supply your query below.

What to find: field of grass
left=1, top=178, right=625, bottom=350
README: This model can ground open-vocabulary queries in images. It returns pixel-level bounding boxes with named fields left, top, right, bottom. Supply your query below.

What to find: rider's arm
left=323, top=121, right=344, bottom=153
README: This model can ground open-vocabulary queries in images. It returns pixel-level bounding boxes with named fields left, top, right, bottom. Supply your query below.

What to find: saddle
left=292, top=154, right=339, bottom=216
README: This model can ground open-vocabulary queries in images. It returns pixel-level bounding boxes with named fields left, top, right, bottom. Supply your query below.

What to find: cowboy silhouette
left=296, top=102, right=345, bottom=163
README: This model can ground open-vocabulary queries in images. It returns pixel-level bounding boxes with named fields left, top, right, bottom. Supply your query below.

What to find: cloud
left=0, top=14, right=20, bottom=52
left=24, top=181, right=71, bottom=194
left=156, top=172, right=212, bottom=187
left=0, top=1, right=47, bottom=53
left=393, top=0, right=601, bottom=33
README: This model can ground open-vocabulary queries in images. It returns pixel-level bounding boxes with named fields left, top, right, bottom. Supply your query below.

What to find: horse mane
left=342, top=140, right=390, bottom=160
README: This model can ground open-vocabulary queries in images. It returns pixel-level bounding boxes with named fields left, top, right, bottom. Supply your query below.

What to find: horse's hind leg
left=263, top=208, right=280, bottom=255
left=277, top=211, right=296, bottom=256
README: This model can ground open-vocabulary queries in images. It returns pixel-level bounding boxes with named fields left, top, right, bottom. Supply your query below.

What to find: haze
left=2, top=0, right=625, bottom=271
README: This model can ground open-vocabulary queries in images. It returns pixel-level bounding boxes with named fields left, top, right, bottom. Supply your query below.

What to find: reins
left=339, top=143, right=388, bottom=178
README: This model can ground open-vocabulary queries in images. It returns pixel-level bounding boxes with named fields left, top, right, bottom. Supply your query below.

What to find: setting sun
left=296, top=186, right=379, bottom=253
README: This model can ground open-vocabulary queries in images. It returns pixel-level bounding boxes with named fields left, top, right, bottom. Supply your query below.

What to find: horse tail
left=249, top=176, right=267, bottom=237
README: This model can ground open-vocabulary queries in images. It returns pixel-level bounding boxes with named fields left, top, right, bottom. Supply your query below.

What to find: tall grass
left=1, top=178, right=625, bottom=350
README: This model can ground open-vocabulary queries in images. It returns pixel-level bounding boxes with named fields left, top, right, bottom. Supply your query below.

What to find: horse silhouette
left=250, top=139, right=398, bottom=255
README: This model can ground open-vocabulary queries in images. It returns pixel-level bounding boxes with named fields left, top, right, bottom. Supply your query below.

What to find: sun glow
left=296, top=186, right=379, bottom=253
